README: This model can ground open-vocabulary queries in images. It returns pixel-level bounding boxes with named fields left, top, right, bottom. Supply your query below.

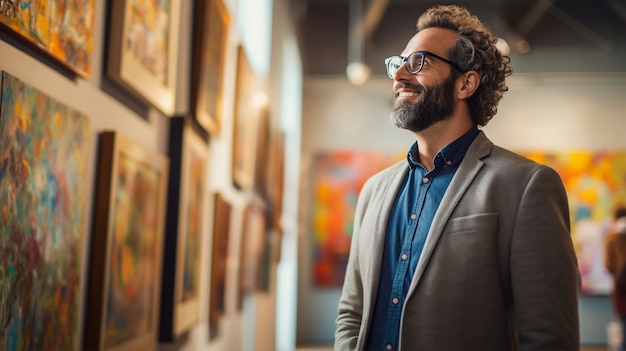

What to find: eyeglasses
left=384, top=50, right=464, bottom=78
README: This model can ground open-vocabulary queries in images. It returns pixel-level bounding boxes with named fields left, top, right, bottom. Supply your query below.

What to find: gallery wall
left=0, top=0, right=302, bottom=351
left=298, top=74, right=626, bottom=346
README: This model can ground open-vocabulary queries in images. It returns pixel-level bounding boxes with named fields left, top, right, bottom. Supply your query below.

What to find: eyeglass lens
left=386, top=52, right=425, bottom=77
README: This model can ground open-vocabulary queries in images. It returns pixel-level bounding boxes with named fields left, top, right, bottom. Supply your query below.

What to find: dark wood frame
left=266, top=129, right=285, bottom=233
left=106, top=0, right=182, bottom=115
left=208, top=192, right=232, bottom=338
left=84, top=132, right=169, bottom=351
left=160, top=117, right=210, bottom=342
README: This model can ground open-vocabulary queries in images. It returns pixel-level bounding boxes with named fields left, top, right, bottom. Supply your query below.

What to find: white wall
left=298, top=73, right=626, bottom=345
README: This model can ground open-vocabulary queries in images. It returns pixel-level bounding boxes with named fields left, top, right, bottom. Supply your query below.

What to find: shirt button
left=422, top=177, right=429, bottom=183
left=410, top=213, right=417, bottom=220
left=392, top=297, right=399, bottom=304
left=401, top=253, right=408, bottom=260
left=386, top=344, right=393, bottom=350
left=447, top=160, right=452, bottom=166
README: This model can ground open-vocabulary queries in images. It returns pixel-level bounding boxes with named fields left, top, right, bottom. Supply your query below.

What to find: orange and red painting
left=522, top=150, right=626, bottom=295
left=0, top=0, right=95, bottom=77
left=311, top=151, right=402, bottom=287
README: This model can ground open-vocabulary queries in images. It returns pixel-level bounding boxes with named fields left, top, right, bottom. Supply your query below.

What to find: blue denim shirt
left=364, top=126, right=479, bottom=351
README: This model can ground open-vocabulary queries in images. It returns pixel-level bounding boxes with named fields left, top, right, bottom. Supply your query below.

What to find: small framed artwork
left=160, top=116, right=210, bottom=342
left=106, top=0, right=181, bottom=115
left=191, top=0, right=230, bottom=135
left=0, top=0, right=96, bottom=77
left=0, top=71, right=90, bottom=350
left=266, top=129, right=285, bottom=232
left=84, top=132, right=169, bottom=351
left=208, top=193, right=232, bottom=337
left=239, top=198, right=269, bottom=297
left=253, top=107, right=270, bottom=195
left=232, top=45, right=261, bottom=190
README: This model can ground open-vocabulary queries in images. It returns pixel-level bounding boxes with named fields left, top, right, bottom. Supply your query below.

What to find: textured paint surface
left=104, top=153, right=161, bottom=348
left=0, top=71, right=90, bottom=350
left=311, top=151, right=401, bottom=287
left=0, top=0, right=95, bottom=76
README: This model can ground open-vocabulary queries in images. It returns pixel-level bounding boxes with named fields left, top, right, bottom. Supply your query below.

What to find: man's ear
left=457, top=71, right=480, bottom=99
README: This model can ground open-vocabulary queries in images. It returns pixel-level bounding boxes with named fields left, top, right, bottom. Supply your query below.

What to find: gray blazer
left=335, top=131, right=579, bottom=351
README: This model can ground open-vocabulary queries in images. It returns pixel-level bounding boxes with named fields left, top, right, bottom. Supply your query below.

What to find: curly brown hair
left=417, top=5, right=513, bottom=126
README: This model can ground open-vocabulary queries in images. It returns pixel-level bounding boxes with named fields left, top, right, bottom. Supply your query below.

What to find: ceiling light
left=346, top=62, right=371, bottom=85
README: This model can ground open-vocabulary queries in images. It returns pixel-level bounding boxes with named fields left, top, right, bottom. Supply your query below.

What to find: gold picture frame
left=106, top=0, right=181, bottom=115
left=84, top=132, right=169, bottom=351
left=191, top=0, right=230, bottom=135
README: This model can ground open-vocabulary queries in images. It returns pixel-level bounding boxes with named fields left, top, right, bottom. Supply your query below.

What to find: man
left=334, top=4, right=579, bottom=351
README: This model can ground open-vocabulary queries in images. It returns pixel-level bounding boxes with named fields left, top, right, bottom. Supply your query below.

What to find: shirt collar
left=406, top=125, right=480, bottom=169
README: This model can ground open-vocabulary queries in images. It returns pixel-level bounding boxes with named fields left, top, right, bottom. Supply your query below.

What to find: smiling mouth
left=397, top=91, right=419, bottom=98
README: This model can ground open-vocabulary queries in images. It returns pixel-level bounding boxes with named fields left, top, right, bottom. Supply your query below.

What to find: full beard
left=389, top=75, right=457, bottom=132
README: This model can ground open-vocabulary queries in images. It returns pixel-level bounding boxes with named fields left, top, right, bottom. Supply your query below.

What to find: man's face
left=388, top=28, right=460, bottom=132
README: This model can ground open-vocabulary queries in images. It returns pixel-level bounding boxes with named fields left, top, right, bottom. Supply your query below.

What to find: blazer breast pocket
left=446, top=213, right=499, bottom=237
left=437, top=213, right=500, bottom=269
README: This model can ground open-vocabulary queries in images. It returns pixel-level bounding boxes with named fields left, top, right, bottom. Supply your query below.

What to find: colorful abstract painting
left=124, top=0, right=170, bottom=83
left=311, top=151, right=402, bottom=287
left=0, top=71, right=90, bottom=350
left=181, top=150, right=204, bottom=302
left=84, top=132, right=167, bottom=351
left=522, top=150, right=626, bottom=295
left=0, top=0, right=96, bottom=77
left=104, top=152, right=162, bottom=348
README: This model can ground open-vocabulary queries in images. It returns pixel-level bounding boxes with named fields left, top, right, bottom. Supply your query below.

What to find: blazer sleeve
left=510, top=165, right=580, bottom=351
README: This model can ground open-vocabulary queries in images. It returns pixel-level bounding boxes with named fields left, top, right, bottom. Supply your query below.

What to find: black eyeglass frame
left=384, top=50, right=465, bottom=78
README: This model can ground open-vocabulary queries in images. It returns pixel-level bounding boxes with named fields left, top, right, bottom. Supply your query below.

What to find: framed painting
left=253, top=107, right=270, bottom=196
left=521, top=150, right=626, bottom=295
left=159, top=116, right=209, bottom=342
left=0, top=71, right=90, bottom=350
left=310, top=151, right=402, bottom=287
left=84, top=132, right=169, bottom=351
left=0, top=0, right=95, bottom=77
left=106, top=0, right=181, bottom=115
left=191, top=0, right=230, bottom=135
left=265, top=128, right=285, bottom=233
left=239, top=198, right=269, bottom=297
left=208, top=192, right=231, bottom=335
left=232, top=45, right=261, bottom=190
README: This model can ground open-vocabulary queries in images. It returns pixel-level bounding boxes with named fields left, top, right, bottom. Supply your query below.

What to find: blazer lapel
left=366, top=162, right=410, bottom=297
left=405, top=131, right=494, bottom=296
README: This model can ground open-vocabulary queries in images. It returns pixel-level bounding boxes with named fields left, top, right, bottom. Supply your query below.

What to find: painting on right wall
left=521, top=150, right=626, bottom=295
